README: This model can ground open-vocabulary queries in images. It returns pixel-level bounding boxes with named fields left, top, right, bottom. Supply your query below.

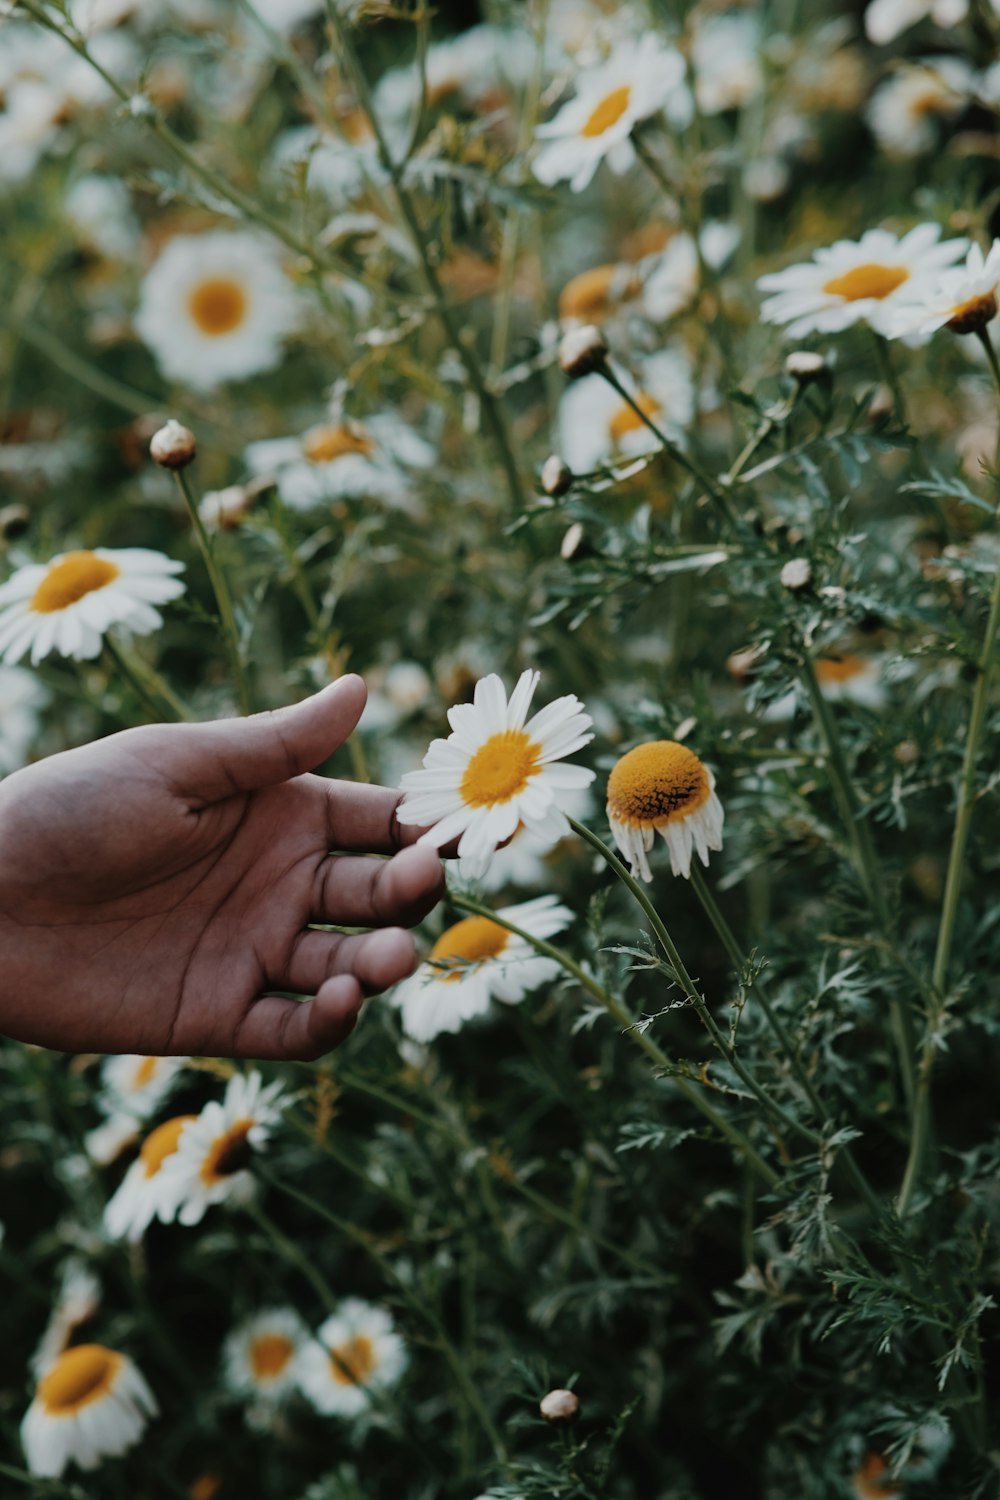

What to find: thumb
left=161, top=676, right=367, bottom=801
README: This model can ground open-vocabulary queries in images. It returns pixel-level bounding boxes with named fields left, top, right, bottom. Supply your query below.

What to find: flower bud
left=559, top=325, right=608, bottom=380
left=560, top=521, right=585, bottom=560
left=0, top=503, right=30, bottom=540
left=150, top=419, right=197, bottom=470
left=780, top=557, right=812, bottom=592
left=540, top=1388, right=579, bottom=1423
left=541, top=454, right=573, bottom=497
left=784, top=350, right=829, bottom=386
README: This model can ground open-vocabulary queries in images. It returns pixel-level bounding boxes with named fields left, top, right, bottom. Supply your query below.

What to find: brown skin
left=0, top=676, right=445, bottom=1060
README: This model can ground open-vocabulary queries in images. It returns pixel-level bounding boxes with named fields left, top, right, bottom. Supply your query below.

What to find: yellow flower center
left=581, top=84, right=632, bottom=138
left=131, top=1056, right=160, bottom=1090
left=189, top=1476, right=222, bottom=1500
left=429, top=916, right=511, bottom=980
left=822, top=263, right=909, bottom=302
left=460, top=729, right=541, bottom=807
left=559, top=264, right=639, bottom=322
left=607, top=741, right=710, bottom=828
left=947, top=289, right=998, bottom=335
left=609, top=392, right=660, bottom=444
left=303, top=423, right=374, bottom=464
left=853, top=1453, right=901, bottom=1500
left=815, top=654, right=867, bottom=684
left=30, top=551, right=120, bottom=614
left=329, top=1334, right=376, bottom=1386
left=200, top=1119, right=254, bottom=1185
left=249, top=1332, right=295, bottom=1382
left=188, top=277, right=248, bottom=336
left=140, top=1115, right=197, bottom=1179
left=37, top=1345, right=121, bottom=1415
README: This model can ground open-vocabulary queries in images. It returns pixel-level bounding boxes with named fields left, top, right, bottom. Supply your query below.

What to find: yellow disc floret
left=330, top=1335, right=376, bottom=1386
left=37, top=1345, right=121, bottom=1415
left=31, top=552, right=120, bottom=614
left=303, top=424, right=373, bottom=464
left=581, top=85, right=632, bottom=138
left=140, top=1115, right=197, bottom=1179
left=607, top=741, right=711, bottom=828
left=430, top=917, right=511, bottom=980
left=249, top=1333, right=295, bottom=1382
left=822, top=264, right=909, bottom=302
left=188, top=277, right=248, bottom=336
left=460, top=730, right=541, bottom=808
left=200, top=1120, right=254, bottom=1185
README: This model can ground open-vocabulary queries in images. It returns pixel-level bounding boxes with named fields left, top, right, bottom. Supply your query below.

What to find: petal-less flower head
left=757, top=223, right=969, bottom=340
left=298, top=1299, right=407, bottom=1418
left=607, top=741, right=724, bottom=882
left=135, top=231, right=300, bottom=392
left=0, top=547, right=185, bottom=665
left=392, top=895, right=573, bottom=1042
left=100, top=1054, right=189, bottom=1122
left=155, top=1072, right=288, bottom=1228
left=223, top=1308, right=307, bottom=1404
left=103, top=1113, right=198, bottom=1242
left=533, top=38, right=691, bottom=193
left=21, top=1344, right=157, bottom=1478
left=396, top=670, right=595, bottom=872
left=889, top=239, right=1000, bottom=339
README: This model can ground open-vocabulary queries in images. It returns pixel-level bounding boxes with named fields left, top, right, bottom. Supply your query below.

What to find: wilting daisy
left=396, top=670, right=595, bottom=870
left=392, top=896, right=573, bottom=1042
left=864, top=0, right=971, bottom=45
left=0, top=548, right=185, bottom=665
left=558, top=349, right=695, bottom=473
left=135, top=231, right=299, bottom=391
left=245, top=415, right=435, bottom=512
left=533, top=38, right=691, bottom=192
left=104, top=1114, right=197, bottom=1242
left=100, top=1054, right=189, bottom=1122
left=32, top=1264, right=102, bottom=1379
left=156, top=1072, right=288, bottom=1228
left=21, top=1344, right=157, bottom=1478
left=757, top=223, right=968, bottom=339
left=298, top=1300, right=407, bottom=1417
left=607, top=741, right=724, bottom=882
left=867, top=58, right=973, bottom=158
left=889, top=239, right=1000, bottom=339
left=223, top=1308, right=306, bottom=1409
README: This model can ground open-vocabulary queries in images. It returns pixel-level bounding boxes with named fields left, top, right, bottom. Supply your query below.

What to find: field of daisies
left=3, top=0, right=1000, bottom=1494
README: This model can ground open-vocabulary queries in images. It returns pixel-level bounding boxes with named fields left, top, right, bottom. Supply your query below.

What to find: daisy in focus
left=103, top=1114, right=197, bottom=1242
left=558, top=349, right=695, bottom=473
left=32, top=1263, right=102, bottom=1379
left=156, top=1072, right=288, bottom=1227
left=757, top=223, right=968, bottom=339
left=396, top=670, right=595, bottom=870
left=533, top=39, right=691, bottom=192
left=0, top=547, right=185, bottom=665
left=607, top=741, right=724, bottom=882
left=223, top=1308, right=307, bottom=1415
left=99, top=1054, right=189, bottom=1121
left=21, top=1344, right=157, bottom=1478
left=245, top=414, right=435, bottom=512
left=888, top=239, right=1000, bottom=339
left=298, top=1300, right=406, bottom=1417
left=392, top=895, right=573, bottom=1042
left=135, top=231, right=300, bottom=391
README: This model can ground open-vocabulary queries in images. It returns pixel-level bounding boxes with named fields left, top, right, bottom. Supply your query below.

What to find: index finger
left=312, top=776, right=460, bottom=857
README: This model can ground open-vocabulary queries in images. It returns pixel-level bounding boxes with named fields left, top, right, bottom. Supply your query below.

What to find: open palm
left=0, top=677, right=444, bottom=1060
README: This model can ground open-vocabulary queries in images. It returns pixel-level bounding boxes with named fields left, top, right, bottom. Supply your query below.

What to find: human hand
left=0, top=676, right=444, bottom=1060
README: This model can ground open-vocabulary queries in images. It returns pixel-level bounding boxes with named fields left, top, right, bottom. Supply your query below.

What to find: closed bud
left=0, top=503, right=30, bottom=540
left=559, top=325, right=608, bottom=380
left=150, top=419, right=197, bottom=470
left=560, top=522, right=585, bottom=560
left=784, top=350, right=829, bottom=386
left=540, top=1388, right=579, bottom=1423
left=541, top=454, right=573, bottom=497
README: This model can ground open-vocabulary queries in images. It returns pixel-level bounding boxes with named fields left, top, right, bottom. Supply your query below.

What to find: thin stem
left=0, top=1463, right=84, bottom=1497
left=103, top=637, right=192, bottom=722
left=872, top=333, right=908, bottom=427
left=173, top=468, right=252, bottom=715
left=976, top=326, right=1000, bottom=465
left=451, top=891, right=780, bottom=1189
left=898, top=522, right=1000, bottom=1216
left=0, top=313, right=160, bottom=418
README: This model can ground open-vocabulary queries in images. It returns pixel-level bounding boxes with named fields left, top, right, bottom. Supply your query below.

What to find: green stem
left=0, top=1463, right=84, bottom=1497
left=0, top=313, right=159, bottom=418
left=898, top=513, right=1000, bottom=1216
left=103, top=637, right=191, bottom=722
left=976, top=326, right=1000, bottom=465
left=451, top=891, right=780, bottom=1190
left=872, top=333, right=908, bottom=427
left=173, top=468, right=252, bottom=714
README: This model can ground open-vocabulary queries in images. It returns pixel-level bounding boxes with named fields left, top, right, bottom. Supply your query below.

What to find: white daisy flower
left=558, top=348, right=695, bottom=473
left=0, top=664, right=46, bottom=776
left=889, top=239, right=1000, bottom=339
left=103, top=1114, right=198, bottom=1242
left=692, top=12, right=763, bottom=115
left=271, top=119, right=385, bottom=206
left=155, top=1072, right=288, bottom=1228
left=757, top=223, right=969, bottom=339
left=84, top=1113, right=140, bottom=1169
left=606, top=741, right=724, bottom=882
left=864, top=0, right=971, bottom=45
left=396, top=670, right=595, bottom=870
left=866, top=58, right=974, bottom=158
left=459, top=783, right=594, bottom=891
left=65, top=175, right=139, bottom=261
left=245, top=415, right=435, bottom=512
left=373, top=25, right=536, bottom=141
left=392, top=895, right=573, bottom=1043
left=640, top=222, right=742, bottom=322
left=135, top=231, right=300, bottom=392
left=31, top=1264, right=102, bottom=1379
left=298, top=1300, right=406, bottom=1417
left=21, top=1344, right=157, bottom=1478
left=814, top=654, right=887, bottom=709
left=99, top=1055, right=189, bottom=1121
left=533, top=38, right=692, bottom=192
left=223, top=1308, right=307, bottom=1406
left=361, top=661, right=434, bottom=732
left=0, top=547, right=185, bottom=666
